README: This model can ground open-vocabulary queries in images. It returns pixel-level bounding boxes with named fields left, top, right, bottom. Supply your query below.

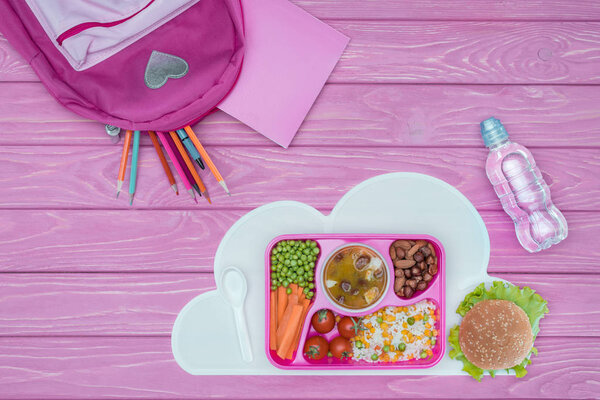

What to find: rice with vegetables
left=351, top=300, right=439, bottom=362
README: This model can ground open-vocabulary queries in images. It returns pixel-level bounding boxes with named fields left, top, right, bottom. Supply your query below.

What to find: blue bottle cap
left=480, top=117, right=509, bottom=147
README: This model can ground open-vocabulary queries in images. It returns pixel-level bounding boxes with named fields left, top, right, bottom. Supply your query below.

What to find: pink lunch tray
left=264, top=234, right=446, bottom=370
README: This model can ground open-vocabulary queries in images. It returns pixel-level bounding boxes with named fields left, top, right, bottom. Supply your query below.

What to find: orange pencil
left=183, top=125, right=230, bottom=195
left=169, top=131, right=211, bottom=204
left=148, top=131, right=178, bottom=195
left=115, top=129, right=132, bottom=198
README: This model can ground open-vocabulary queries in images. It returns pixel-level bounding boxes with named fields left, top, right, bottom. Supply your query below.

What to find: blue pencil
left=129, top=130, right=141, bottom=205
left=176, top=129, right=205, bottom=169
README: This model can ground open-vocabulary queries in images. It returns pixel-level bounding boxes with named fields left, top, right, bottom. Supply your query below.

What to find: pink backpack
left=0, top=0, right=245, bottom=131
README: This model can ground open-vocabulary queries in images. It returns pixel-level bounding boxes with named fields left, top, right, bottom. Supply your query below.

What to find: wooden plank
left=2, top=83, right=600, bottom=148
left=328, top=21, right=600, bottom=84
left=0, top=146, right=597, bottom=211
left=3, top=22, right=600, bottom=84
left=0, top=336, right=597, bottom=398
left=0, top=210, right=596, bottom=274
left=290, top=0, right=600, bottom=21
left=0, top=273, right=594, bottom=337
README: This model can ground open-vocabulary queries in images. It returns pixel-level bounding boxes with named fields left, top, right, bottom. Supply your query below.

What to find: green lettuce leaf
left=448, top=281, right=549, bottom=381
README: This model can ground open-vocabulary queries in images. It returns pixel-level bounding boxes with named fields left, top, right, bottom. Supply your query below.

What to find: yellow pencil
left=184, top=125, right=230, bottom=195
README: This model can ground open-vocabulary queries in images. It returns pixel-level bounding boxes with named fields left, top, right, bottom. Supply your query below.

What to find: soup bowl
left=320, top=243, right=390, bottom=314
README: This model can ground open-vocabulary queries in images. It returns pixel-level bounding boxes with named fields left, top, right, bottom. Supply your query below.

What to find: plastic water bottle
left=481, top=117, right=567, bottom=252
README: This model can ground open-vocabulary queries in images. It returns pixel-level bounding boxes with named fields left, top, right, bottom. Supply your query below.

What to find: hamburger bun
left=459, top=299, right=533, bottom=370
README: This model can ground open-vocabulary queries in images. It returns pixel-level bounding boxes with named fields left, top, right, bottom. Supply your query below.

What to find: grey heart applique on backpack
left=144, top=51, right=189, bottom=89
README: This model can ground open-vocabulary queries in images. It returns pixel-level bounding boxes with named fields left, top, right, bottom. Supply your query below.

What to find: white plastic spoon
left=220, top=266, right=253, bottom=363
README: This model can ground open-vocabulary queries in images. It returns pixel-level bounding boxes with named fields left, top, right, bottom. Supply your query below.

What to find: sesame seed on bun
left=459, top=299, right=533, bottom=370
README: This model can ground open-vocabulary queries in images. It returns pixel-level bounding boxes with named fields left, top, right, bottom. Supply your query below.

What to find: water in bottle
left=480, top=117, right=567, bottom=252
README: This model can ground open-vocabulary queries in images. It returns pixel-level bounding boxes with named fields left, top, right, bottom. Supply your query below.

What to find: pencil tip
left=170, top=184, right=179, bottom=195
left=194, top=197, right=198, bottom=204
left=203, top=193, right=212, bottom=204
left=196, top=159, right=205, bottom=170
left=116, top=191, right=120, bottom=199
left=176, top=191, right=179, bottom=195
left=129, top=194, right=134, bottom=206
left=219, top=180, right=231, bottom=196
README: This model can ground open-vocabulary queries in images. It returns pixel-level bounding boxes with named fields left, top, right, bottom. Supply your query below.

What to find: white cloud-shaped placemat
left=172, top=173, right=505, bottom=375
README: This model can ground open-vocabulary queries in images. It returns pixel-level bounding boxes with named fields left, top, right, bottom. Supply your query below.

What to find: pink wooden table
left=1, top=1, right=600, bottom=398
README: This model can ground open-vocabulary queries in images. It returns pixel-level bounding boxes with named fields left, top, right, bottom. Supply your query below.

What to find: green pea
left=431, top=339, right=436, bottom=346
left=271, top=265, right=276, bottom=271
left=420, top=350, right=427, bottom=359
left=309, top=241, right=317, bottom=248
left=309, top=262, right=315, bottom=268
left=371, top=354, right=378, bottom=361
left=299, top=282, right=306, bottom=288
left=307, top=292, right=314, bottom=299
left=286, top=287, right=292, bottom=295
left=397, top=343, right=406, bottom=351
left=298, top=276, right=305, bottom=283
left=308, top=276, right=314, bottom=282
left=271, top=285, right=277, bottom=291
left=355, top=340, right=363, bottom=349
left=271, top=272, right=277, bottom=279
left=308, top=283, right=314, bottom=289
left=283, top=280, right=289, bottom=287
left=284, top=259, right=291, bottom=266
left=383, top=345, right=390, bottom=353
left=282, top=267, right=288, bottom=273
left=423, top=314, right=429, bottom=322
left=300, top=255, right=307, bottom=261
left=304, top=265, right=311, bottom=272
left=291, top=260, right=297, bottom=267
left=312, top=247, right=320, bottom=254
left=376, top=317, right=383, bottom=324
left=303, top=287, right=309, bottom=294
left=407, top=317, right=415, bottom=325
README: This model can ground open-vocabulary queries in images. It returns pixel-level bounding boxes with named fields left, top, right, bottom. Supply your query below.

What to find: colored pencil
left=176, top=129, right=205, bottom=169
left=183, top=125, right=230, bottom=195
left=128, top=130, right=141, bottom=205
left=116, top=129, right=132, bottom=198
left=149, top=130, right=178, bottom=195
left=156, top=131, right=197, bottom=203
left=164, top=133, right=201, bottom=198
left=169, top=131, right=212, bottom=204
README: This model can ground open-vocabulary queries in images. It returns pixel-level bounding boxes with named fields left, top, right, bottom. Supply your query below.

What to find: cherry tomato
left=329, top=336, right=352, bottom=359
left=303, top=335, right=329, bottom=360
left=311, top=309, right=335, bottom=334
left=337, top=316, right=363, bottom=338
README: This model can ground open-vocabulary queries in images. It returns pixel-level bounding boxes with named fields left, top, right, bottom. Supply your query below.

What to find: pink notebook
left=217, top=0, right=349, bottom=148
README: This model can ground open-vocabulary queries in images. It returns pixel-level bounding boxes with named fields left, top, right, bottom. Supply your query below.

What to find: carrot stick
left=286, top=298, right=312, bottom=359
left=270, top=291, right=277, bottom=350
left=276, top=294, right=298, bottom=348
left=277, top=286, right=287, bottom=325
left=277, top=304, right=304, bottom=359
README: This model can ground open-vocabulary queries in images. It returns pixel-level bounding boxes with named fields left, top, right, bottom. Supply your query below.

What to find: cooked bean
left=393, top=240, right=411, bottom=251
left=394, top=279, right=403, bottom=293
left=395, top=248, right=405, bottom=259
left=406, top=244, right=420, bottom=260
left=355, top=255, right=370, bottom=270
left=395, top=269, right=405, bottom=277
left=413, top=252, right=424, bottom=263
left=419, top=261, right=427, bottom=270
left=417, top=281, right=428, bottom=291
left=389, top=246, right=396, bottom=259
left=403, top=286, right=414, bottom=297
left=411, top=266, right=421, bottom=276
left=404, top=269, right=412, bottom=278
left=426, top=255, right=435, bottom=265
left=415, top=240, right=428, bottom=247
left=429, top=264, right=438, bottom=275
left=420, top=246, right=431, bottom=257
left=340, top=280, right=351, bottom=292
left=394, top=259, right=416, bottom=269
left=396, top=276, right=406, bottom=287
left=423, top=273, right=433, bottom=282
left=427, top=243, right=436, bottom=256
left=407, top=279, right=417, bottom=289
